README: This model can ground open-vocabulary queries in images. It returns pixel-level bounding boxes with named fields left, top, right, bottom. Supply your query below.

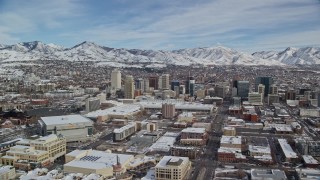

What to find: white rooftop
left=181, top=127, right=206, bottom=134
left=302, top=155, right=319, bottom=164
left=155, top=156, right=189, bottom=168
left=148, top=132, right=179, bottom=152
left=249, top=145, right=271, bottom=154
left=138, top=100, right=214, bottom=111
left=86, top=104, right=141, bottom=118
left=278, top=139, right=298, bottom=159
left=64, top=150, right=133, bottom=169
left=220, top=136, right=242, bottom=145
left=113, top=122, right=136, bottom=133
left=41, top=115, right=93, bottom=126
left=0, top=166, right=14, bottom=174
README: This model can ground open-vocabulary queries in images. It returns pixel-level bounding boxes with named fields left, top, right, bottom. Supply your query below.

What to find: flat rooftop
left=41, top=114, right=93, bottom=126
left=86, top=104, right=141, bottom=118
left=181, top=127, right=206, bottom=134
left=155, top=156, right=189, bottom=168
left=220, top=136, right=242, bottom=145
left=278, top=139, right=298, bottom=159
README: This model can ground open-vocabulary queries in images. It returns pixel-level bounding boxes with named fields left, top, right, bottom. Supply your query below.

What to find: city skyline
left=0, top=0, right=320, bottom=52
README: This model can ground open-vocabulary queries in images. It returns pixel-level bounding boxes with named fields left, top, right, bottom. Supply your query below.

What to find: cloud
left=1, top=0, right=319, bottom=51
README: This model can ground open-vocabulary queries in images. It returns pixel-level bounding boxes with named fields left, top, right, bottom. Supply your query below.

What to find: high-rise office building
left=111, top=69, right=121, bottom=93
left=215, top=85, right=226, bottom=98
left=286, top=89, right=296, bottom=100
left=160, top=74, right=170, bottom=90
left=237, top=81, right=250, bottom=98
left=135, top=78, right=144, bottom=92
left=144, top=78, right=150, bottom=92
left=171, top=80, right=180, bottom=91
left=186, top=76, right=195, bottom=96
left=270, top=84, right=278, bottom=95
left=258, top=84, right=265, bottom=95
left=255, top=77, right=273, bottom=97
left=149, top=76, right=159, bottom=90
left=162, top=103, right=175, bottom=119
left=124, top=75, right=134, bottom=99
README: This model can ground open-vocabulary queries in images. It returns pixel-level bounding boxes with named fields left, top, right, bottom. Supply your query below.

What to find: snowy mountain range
left=0, top=41, right=319, bottom=67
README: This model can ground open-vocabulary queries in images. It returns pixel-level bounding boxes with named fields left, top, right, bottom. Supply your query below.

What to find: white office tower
left=111, top=69, right=121, bottom=93
left=124, top=75, right=134, bottom=99
left=160, top=74, right=170, bottom=90
left=144, top=78, right=150, bottom=92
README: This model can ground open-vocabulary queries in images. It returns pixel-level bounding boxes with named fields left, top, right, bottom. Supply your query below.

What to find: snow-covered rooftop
left=220, top=136, right=242, bottom=145
left=181, top=127, right=206, bottom=134
left=155, top=156, right=189, bottom=168
left=85, top=104, right=141, bottom=118
left=41, top=115, right=93, bottom=126
left=278, top=139, right=298, bottom=159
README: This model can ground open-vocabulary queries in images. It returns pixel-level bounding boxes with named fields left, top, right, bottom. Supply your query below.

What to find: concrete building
left=160, top=74, right=170, bottom=90
left=111, top=69, right=121, bottom=93
left=300, top=108, right=320, bottom=117
left=1, top=145, right=50, bottom=170
left=155, top=156, right=191, bottom=180
left=29, top=134, right=66, bottom=162
left=268, top=94, right=279, bottom=105
left=237, top=81, right=249, bottom=98
left=85, top=97, right=100, bottom=113
left=162, top=103, right=175, bottom=119
left=248, top=92, right=263, bottom=105
left=258, top=84, right=265, bottom=101
left=296, top=140, right=320, bottom=157
left=144, top=78, right=150, bottom=92
left=113, top=122, right=137, bottom=141
left=124, top=75, right=134, bottom=99
left=278, top=139, right=298, bottom=162
left=39, top=115, right=94, bottom=142
left=215, top=85, right=226, bottom=98
left=223, top=127, right=236, bottom=136
left=220, top=136, right=243, bottom=150
left=180, top=128, right=208, bottom=146
left=0, top=166, right=16, bottom=180
left=251, top=169, right=287, bottom=180
left=149, top=76, right=159, bottom=90
left=270, top=84, right=278, bottom=95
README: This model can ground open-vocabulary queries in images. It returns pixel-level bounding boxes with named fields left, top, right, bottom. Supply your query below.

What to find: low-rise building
left=278, top=139, right=299, bottom=162
left=180, top=128, right=208, bottom=146
left=302, top=155, right=319, bottom=168
left=64, top=150, right=134, bottom=178
left=155, top=156, right=191, bottom=180
left=0, top=134, right=66, bottom=170
left=0, top=165, right=16, bottom=180
left=113, top=122, right=137, bottom=141
left=220, top=136, right=243, bottom=150
left=39, top=115, right=94, bottom=142
left=251, top=169, right=287, bottom=180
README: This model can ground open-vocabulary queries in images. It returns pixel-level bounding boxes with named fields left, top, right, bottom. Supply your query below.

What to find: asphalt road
left=190, top=103, right=228, bottom=180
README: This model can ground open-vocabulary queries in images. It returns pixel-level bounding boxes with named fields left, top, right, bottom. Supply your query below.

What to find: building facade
left=155, top=156, right=191, bottom=180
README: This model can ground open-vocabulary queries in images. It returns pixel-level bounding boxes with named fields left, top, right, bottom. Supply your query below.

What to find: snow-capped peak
left=0, top=41, right=319, bottom=66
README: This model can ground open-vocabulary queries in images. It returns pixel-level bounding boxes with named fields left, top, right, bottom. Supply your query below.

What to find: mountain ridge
left=0, top=41, right=319, bottom=66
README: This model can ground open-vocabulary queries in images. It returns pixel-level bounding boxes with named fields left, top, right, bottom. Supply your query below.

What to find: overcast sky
left=0, top=0, right=320, bottom=52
